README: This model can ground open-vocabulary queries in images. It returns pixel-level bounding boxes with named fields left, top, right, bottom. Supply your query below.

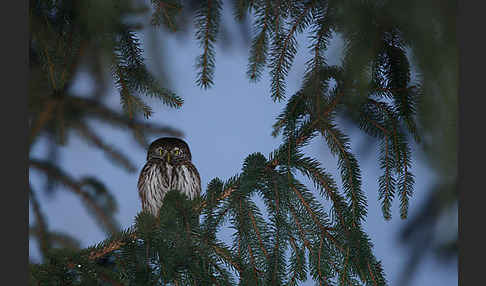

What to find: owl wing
left=138, top=161, right=171, bottom=216
left=137, top=164, right=148, bottom=210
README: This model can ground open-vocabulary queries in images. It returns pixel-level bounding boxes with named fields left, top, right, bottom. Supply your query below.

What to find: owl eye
left=158, top=148, right=163, bottom=156
left=173, top=148, right=181, bottom=155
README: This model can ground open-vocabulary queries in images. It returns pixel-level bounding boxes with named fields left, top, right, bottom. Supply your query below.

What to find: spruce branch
left=30, top=159, right=120, bottom=234
left=87, top=186, right=238, bottom=260
left=197, top=186, right=236, bottom=213
left=40, top=22, right=58, bottom=90
left=364, top=98, right=415, bottom=220
left=339, top=247, right=351, bottom=285
left=247, top=0, right=271, bottom=81
left=288, top=205, right=312, bottom=252
left=272, top=91, right=307, bottom=138
left=151, top=0, right=182, bottom=32
left=29, top=98, right=59, bottom=147
left=30, top=226, right=81, bottom=251
left=88, top=231, right=137, bottom=260
left=368, top=261, right=379, bottom=286
left=368, top=99, right=402, bottom=171
left=55, top=99, right=67, bottom=145
left=194, top=0, right=222, bottom=89
left=359, top=101, right=398, bottom=220
left=114, top=29, right=183, bottom=112
left=381, top=40, right=420, bottom=143
left=289, top=183, right=342, bottom=252
left=99, top=273, right=124, bottom=286
left=317, top=234, right=326, bottom=286
left=114, top=63, right=153, bottom=119
left=59, top=34, right=86, bottom=90
left=269, top=0, right=315, bottom=101
left=321, top=124, right=366, bottom=226
left=210, top=241, right=244, bottom=274
left=248, top=208, right=269, bottom=259
left=307, top=6, right=331, bottom=69
left=247, top=244, right=260, bottom=281
left=272, top=0, right=282, bottom=38
left=302, top=11, right=332, bottom=110
left=288, top=235, right=306, bottom=284
left=293, top=156, right=348, bottom=229
left=232, top=0, right=254, bottom=21
left=378, top=137, right=396, bottom=220
left=373, top=85, right=417, bottom=94
left=398, top=145, right=414, bottom=219
left=294, top=91, right=343, bottom=145
left=74, top=121, right=137, bottom=173
left=270, top=230, right=281, bottom=284
left=65, top=95, right=183, bottom=140
left=29, top=185, right=52, bottom=257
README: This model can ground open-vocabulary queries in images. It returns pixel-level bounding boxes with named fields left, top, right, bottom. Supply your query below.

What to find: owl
left=137, top=137, right=201, bottom=216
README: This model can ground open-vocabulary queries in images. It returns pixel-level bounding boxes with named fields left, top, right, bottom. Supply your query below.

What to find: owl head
left=146, top=137, right=192, bottom=163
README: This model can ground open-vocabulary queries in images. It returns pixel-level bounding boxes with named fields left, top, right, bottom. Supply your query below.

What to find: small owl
left=137, top=137, right=201, bottom=216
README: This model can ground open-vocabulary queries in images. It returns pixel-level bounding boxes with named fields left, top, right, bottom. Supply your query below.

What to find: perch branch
left=87, top=187, right=237, bottom=260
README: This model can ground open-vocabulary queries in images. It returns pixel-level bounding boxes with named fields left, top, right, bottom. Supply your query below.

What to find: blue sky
left=29, top=5, right=457, bottom=285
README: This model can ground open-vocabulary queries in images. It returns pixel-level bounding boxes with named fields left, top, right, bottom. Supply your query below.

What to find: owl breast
left=171, top=163, right=201, bottom=200
left=138, top=160, right=201, bottom=216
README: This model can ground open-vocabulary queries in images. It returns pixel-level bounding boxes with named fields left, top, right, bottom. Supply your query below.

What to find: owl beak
left=166, top=152, right=171, bottom=163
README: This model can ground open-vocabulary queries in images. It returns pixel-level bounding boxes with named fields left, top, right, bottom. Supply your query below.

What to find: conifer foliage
left=29, top=0, right=436, bottom=285
left=29, top=0, right=183, bottom=259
